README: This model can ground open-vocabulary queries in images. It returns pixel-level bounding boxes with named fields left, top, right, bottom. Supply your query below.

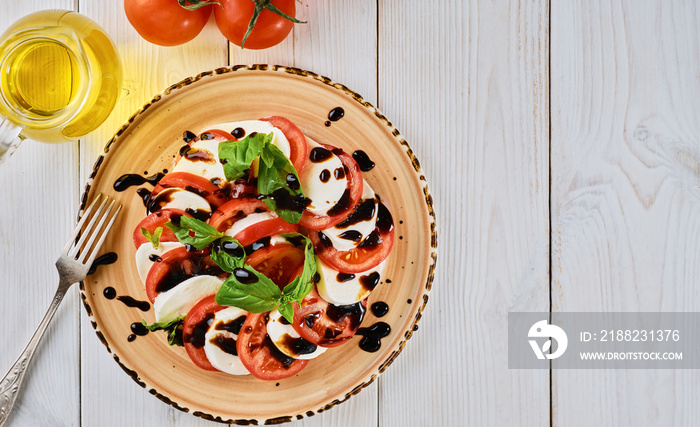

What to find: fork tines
left=63, top=194, right=122, bottom=266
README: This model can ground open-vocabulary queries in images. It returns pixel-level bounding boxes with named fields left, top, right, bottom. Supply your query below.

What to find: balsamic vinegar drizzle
left=370, top=301, right=389, bottom=318
left=103, top=286, right=116, bottom=300
left=357, top=322, right=391, bottom=353
left=87, top=252, right=117, bottom=275
left=352, top=150, right=375, bottom=172
left=324, top=107, right=345, bottom=126
left=117, top=296, right=151, bottom=312
left=113, top=172, right=164, bottom=192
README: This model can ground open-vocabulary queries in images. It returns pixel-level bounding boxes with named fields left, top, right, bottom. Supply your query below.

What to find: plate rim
left=78, top=64, right=437, bottom=425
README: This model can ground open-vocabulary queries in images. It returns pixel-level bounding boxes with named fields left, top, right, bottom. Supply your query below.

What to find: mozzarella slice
left=316, top=256, right=387, bottom=305
left=323, top=180, right=378, bottom=252
left=300, top=140, right=348, bottom=216
left=222, top=211, right=277, bottom=238
left=173, top=137, right=226, bottom=181
left=148, top=188, right=212, bottom=216
left=209, top=120, right=291, bottom=159
left=203, top=307, right=249, bottom=375
left=134, top=242, right=185, bottom=284
left=153, top=275, right=224, bottom=323
left=267, top=309, right=327, bottom=360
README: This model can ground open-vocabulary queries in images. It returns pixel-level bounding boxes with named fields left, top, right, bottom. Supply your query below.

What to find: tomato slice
left=260, top=116, right=308, bottom=173
left=132, top=208, right=190, bottom=248
left=292, top=288, right=367, bottom=347
left=208, top=198, right=270, bottom=232
left=234, top=218, right=299, bottom=247
left=245, top=245, right=305, bottom=288
left=309, top=202, right=394, bottom=274
left=236, top=312, right=308, bottom=380
left=151, top=171, right=229, bottom=210
left=299, top=144, right=363, bottom=231
left=144, top=247, right=224, bottom=303
left=182, top=295, right=225, bottom=371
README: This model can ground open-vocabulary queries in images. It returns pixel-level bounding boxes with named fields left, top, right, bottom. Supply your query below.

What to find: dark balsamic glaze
left=127, top=334, right=137, bottom=342
left=180, top=146, right=216, bottom=163
left=258, top=188, right=309, bottom=214
left=336, top=272, right=356, bottom=283
left=131, top=322, right=149, bottom=336
left=117, top=296, right=151, bottom=312
left=376, top=202, right=394, bottom=233
left=212, top=239, right=245, bottom=258
left=357, top=230, right=382, bottom=249
left=352, top=150, right=375, bottom=172
left=326, top=189, right=352, bottom=217
left=359, top=272, right=381, bottom=292
left=309, top=147, right=333, bottom=163
left=88, top=252, right=118, bottom=275
left=324, top=121, right=331, bottom=127
left=154, top=251, right=223, bottom=294
left=319, top=169, right=331, bottom=183
left=183, top=130, right=196, bottom=142
left=210, top=335, right=238, bottom=355
left=317, top=231, right=333, bottom=248
left=244, top=236, right=272, bottom=254
left=187, top=313, right=215, bottom=348
left=357, top=322, right=390, bottom=352
left=103, top=286, right=116, bottom=300
left=200, top=132, right=214, bottom=140
left=370, top=301, right=389, bottom=317
left=267, top=337, right=295, bottom=367
left=185, top=208, right=212, bottom=221
left=304, top=313, right=320, bottom=328
left=334, top=167, right=346, bottom=180
left=113, top=172, right=164, bottom=192
left=280, top=334, right=317, bottom=357
left=328, top=107, right=345, bottom=122
left=148, top=254, right=162, bottom=262
left=324, top=301, right=366, bottom=342
left=286, top=173, right=300, bottom=191
left=232, top=127, right=245, bottom=139
left=279, top=316, right=291, bottom=326
left=338, top=230, right=363, bottom=242
left=234, top=268, right=259, bottom=284
left=215, top=315, right=246, bottom=335
left=336, top=199, right=376, bottom=229
left=136, top=188, right=151, bottom=207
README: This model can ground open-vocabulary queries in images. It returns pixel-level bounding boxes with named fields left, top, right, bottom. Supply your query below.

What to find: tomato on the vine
left=214, top=0, right=304, bottom=49
left=124, top=0, right=212, bottom=47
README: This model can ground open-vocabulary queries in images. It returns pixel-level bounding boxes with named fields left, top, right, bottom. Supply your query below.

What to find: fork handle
left=0, top=281, right=70, bottom=426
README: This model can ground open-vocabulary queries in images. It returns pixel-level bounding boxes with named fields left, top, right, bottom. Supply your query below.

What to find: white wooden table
left=2, top=1, right=699, bottom=426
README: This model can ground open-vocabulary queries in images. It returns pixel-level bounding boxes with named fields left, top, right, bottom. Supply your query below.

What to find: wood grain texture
left=378, top=1, right=550, bottom=426
left=551, top=1, right=700, bottom=425
left=0, top=3, right=80, bottom=427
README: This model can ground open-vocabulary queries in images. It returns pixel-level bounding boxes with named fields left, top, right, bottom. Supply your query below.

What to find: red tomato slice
left=144, top=247, right=224, bottom=303
left=292, top=288, right=367, bottom=347
left=245, top=244, right=305, bottom=288
left=208, top=198, right=270, bottom=232
left=309, top=202, right=394, bottom=274
left=236, top=312, right=308, bottom=380
left=299, top=144, right=363, bottom=231
left=132, top=208, right=190, bottom=248
left=260, top=116, right=308, bottom=172
left=151, top=171, right=229, bottom=210
left=234, top=218, right=299, bottom=247
left=182, top=295, right=224, bottom=371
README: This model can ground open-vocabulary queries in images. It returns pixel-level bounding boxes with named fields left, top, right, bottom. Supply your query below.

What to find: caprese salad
left=132, top=116, right=394, bottom=380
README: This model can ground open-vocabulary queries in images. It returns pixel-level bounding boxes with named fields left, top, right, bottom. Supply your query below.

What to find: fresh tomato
left=299, top=144, right=363, bottom=231
left=246, top=244, right=305, bottom=288
left=260, top=116, right=308, bottom=172
left=182, top=295, right=224, bottom=371
left=144, top=247, right=224, bottom=303
left=309, top=202, right=395, bottom=274
left=234, top=218, right=299, bottom=247
left=208, top=198, right=270, bottom=231
left=132, top=208, right=190, bottom=248
left=214, top=0, right=299, bottom=49
left=237, top=312, right=308, bottom=380
left=124, top=0, right=212, bottom=47
left=292, top=288, right=367, bottom=347
left=151, top=171, right=229, bottom=210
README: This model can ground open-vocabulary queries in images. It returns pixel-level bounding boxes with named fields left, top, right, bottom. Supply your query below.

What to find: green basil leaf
left=142, top=316, right=185, bottom=347
left=215, top=267, right=282, bottom=313
left=257, top=143, right=305, bottom=224
left=278, top=302, right=295, bottom=324
left=164, top=216, right=223, bottom=250
left=210, top=237, right=246, bottom=273
left=280, top=233, right=317, bottom=303
left=218, top=132, right=272, bottom=181
left=140, top=226, right=162, bottom=249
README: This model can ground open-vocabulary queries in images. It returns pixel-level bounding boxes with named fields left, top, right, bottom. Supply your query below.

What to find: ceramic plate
left=80, top=65, right=436, bottom=424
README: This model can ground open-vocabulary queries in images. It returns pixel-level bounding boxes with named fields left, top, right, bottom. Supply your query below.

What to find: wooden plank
left=378, top=1, right=550, bottom=426
left=0, top=3, right=80, bottom=427
left=551, top=1, right=700, bottom=425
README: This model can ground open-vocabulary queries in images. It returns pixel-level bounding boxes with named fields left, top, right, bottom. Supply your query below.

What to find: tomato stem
left=178, top=0, right=221, bottom=11
left=241, top=0, right=307, bottom=49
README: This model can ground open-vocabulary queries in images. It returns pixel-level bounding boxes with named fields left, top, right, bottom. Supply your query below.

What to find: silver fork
left=0, top=194, right=122, bottom=426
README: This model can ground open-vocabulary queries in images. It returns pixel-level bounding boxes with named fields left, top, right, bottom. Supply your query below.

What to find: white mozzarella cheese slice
left=149, top=188, right=212, bottom=216
left=153, top=275, right=224, bottom=323
left=173, top=137, right=226, bottom=181
left=316, top=256, right=387, bottom=305
left=209, top=120, right=291, bottom=159
left=222, top=211, right=278, bottom=238
left=203, top=307, right=249, bottom=375
left=323, top=180, right=379, bottom=252
left=267, top=309, right=327, bottom=360
left=300, top=140, right=348, bottom=216
left=134, top=241, right=185, bottom=284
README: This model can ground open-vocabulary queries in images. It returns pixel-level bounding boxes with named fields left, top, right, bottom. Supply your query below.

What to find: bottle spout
left=0, top=116, right=23, bottom=165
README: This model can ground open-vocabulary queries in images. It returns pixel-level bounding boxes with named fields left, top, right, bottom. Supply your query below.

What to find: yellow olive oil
left=0, top=10, right=122, bottom=143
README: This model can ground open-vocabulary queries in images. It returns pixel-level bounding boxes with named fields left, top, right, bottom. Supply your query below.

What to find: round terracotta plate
left=80, top=65, right=437, bottom=424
